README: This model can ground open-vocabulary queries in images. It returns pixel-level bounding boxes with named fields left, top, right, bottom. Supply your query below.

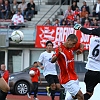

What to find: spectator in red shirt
left=51, top=34, right=84, bottom=100
left=66, top=12, right=74, bottom=24
left=74, top=7, right=81, bottom=19
left=27, top=62, right=41, bottom=100
left=83, top=19, right=90, bottom=28
left=64, top=6, right=74, bottom=19
left=0, top=64, right=9, bottom=100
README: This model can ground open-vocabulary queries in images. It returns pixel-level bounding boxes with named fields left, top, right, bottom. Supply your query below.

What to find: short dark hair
left=67, top=34, right=78, bottom=41
left=33, top=61, right=37, bottom=64
left=46, top=41, right=53, bottom=46
left=17, top=10, right=21, bottom=12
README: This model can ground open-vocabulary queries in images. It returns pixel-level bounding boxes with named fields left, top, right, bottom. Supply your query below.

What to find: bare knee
left=50, top=83, right=56, bottom=90
left=56, top=83, right=61, bottom=90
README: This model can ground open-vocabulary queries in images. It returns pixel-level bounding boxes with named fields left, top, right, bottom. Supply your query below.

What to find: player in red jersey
left=51, top=34, right=84, bottom=100
left=27, top=62, right=41, bottom=100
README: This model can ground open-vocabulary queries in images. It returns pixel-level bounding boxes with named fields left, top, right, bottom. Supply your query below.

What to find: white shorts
left=62, top=79, right=80, bottom=96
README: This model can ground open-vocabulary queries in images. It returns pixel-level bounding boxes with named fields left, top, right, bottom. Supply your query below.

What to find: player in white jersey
left=37, top=41, right=60, bottom=100
left=74, top=24, right=100, bottom=100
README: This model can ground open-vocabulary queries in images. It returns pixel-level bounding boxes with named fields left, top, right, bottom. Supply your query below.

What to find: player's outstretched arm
left=74, top=24, right=100, bottom=36
left=80, top=27, right=100, bottom=36
left=0, top=77, right=10, bottom=92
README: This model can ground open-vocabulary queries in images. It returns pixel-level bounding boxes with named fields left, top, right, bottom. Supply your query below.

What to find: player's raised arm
left=74, top=24, right=100, bottom=36
left=51, top=46, right=61, bottom=63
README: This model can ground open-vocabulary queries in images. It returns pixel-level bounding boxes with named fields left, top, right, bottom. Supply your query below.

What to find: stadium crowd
left=0, top=0, right=35, bottom=21
left=0, top=0, right=100, bottom=27
left=44, top=0, right=100, bottom=27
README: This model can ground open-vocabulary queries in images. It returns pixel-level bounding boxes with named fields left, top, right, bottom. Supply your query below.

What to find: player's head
left=33, top=61, right=38, bottom=67
left=46, top=41, right=53, bottom=52
left=65, top=34, right=78, bottom=48
left=1, top=64, right=6, bottom=71
left=17, top=10, right=21, bottom=15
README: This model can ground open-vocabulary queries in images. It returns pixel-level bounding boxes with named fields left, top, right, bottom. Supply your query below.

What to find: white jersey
left=86, top=37, right=100, bottom=71
left=38, top=51, right=57, bottom=76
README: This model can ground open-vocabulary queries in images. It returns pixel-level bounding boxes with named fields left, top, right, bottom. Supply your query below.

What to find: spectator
left=0, top=0, right=10, bottom=19
left=66, top=12, right=74, bottom=22
left=71, top=1, right=79, bottom=11
left=60, top=18, right=67, bottom=26
left=74, top=7, right=81, bottom=19
left=71, top=0, right=79, bottom=4
left=10, top=10, right=24, bottom=30
left=64, top=6, right=74, bottom=19
left=53, top=19, right=60, bottom=26
left=26, top=0, right=35, bottom=21
left=80, top=6, right=88, bottom=18
left=0, top=0, right=4, bottom=19
left=81, top=13, right=91, bottom=25
left=83, top=19, right=90, bottom=28
left=74, top=14, right=81, bottom=21
left=91, top=18, right=99, bottom=26
left=67, top=20, right=74, bottom=27
left=74, top=19, right=81, bottom=25
left=81, top=1, right=90, bottom=14
left=10, top=0, right=18, bottom=17
left=0, top=64, right=9, bottom=100
left=93, top=0, right=100, bottom=20
left=44, top=19, right=52, bottom=26
left=18, top=0, right=27, bottom=18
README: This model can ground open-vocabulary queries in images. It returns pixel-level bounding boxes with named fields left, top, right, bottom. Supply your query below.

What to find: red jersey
left=3, top=70, right=9, bottom=83
left=74, top=10, right=81, bottom=16
left=54, top=43, right=80, bottom=84
left=66, top=14, right=74, bottom=21
left=30, top=67, right=40, bottom=82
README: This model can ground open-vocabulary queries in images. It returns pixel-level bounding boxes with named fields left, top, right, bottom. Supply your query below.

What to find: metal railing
left=42, top=0, right=67, bottom=25
left=35, top=0, right=66, bottom=26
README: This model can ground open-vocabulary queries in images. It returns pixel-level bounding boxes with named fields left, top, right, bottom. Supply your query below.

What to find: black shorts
left=84, top=70, right=100, bottom=93
left=45, top=74, right=59, bottom=86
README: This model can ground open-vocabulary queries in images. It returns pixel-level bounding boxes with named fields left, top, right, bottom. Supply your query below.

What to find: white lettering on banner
left=81, top=33, right=90, bottom=42
left=85, top=44, right=90, bottom=49
left=55, top=27, right=74, bottom=42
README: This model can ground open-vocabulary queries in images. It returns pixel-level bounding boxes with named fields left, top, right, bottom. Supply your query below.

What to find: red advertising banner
left=35, top=26, right=95, bottom=50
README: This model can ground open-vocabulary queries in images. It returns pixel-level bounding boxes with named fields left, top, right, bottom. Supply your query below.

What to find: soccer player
left=51, top=34, right=84, bottom=100
left=37, top=41, right=60, bottom=100
left=27, top=62, right=41, bottom=100
left=74, top=24, right=100, bottom=100
left=0, top=64, right=10, bottom=100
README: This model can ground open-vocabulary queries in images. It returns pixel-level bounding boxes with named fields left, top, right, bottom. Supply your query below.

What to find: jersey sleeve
left=80, top=27, right=100, bottom=36
left=38, top=69, right=40, bottom=76
left=3, top=71, right=9, bottom=82
left=53, top=47, right=59, bottom=57
left=72, top=42, right=80, bottom=51
left=38, top=53, right=44, bottom=63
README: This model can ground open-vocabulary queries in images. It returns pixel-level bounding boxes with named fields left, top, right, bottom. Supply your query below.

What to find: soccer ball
left=11, top=30, right=24, bottom=43
left=29, top=70, right=35, bottom=76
